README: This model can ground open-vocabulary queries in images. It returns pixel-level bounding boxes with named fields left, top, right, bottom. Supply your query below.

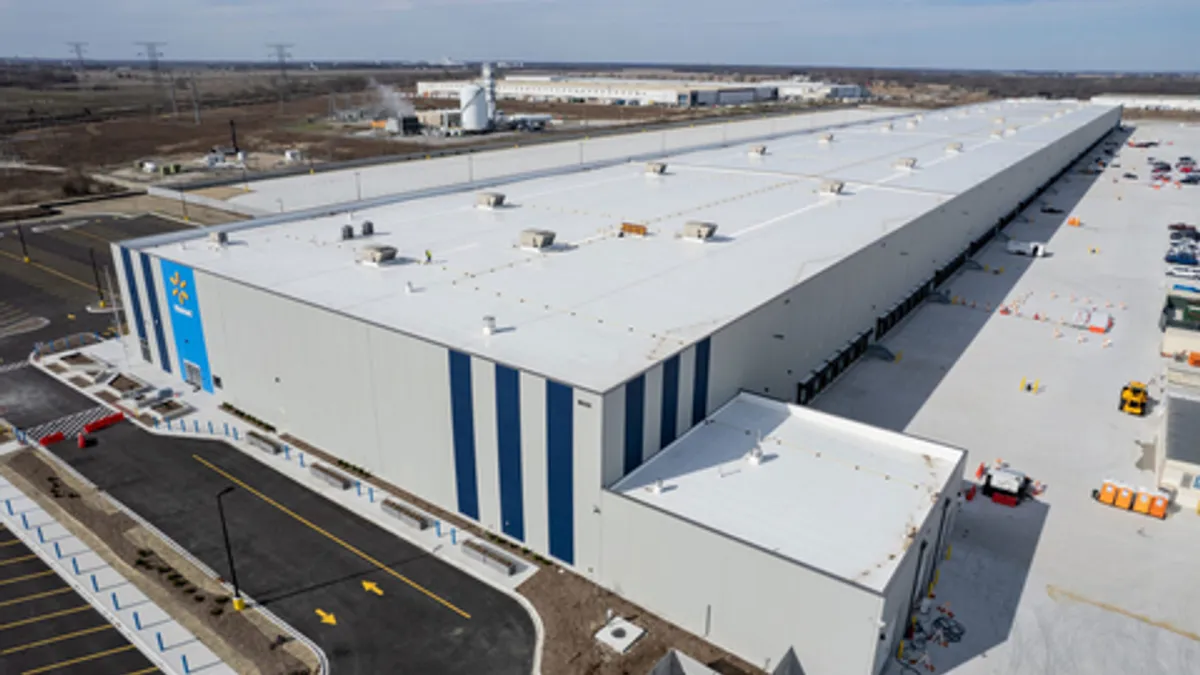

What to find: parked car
left=1168, top=223, right=1197, bottom=231
left=1123, top=173, right=1138, bottom=180
left=1182, top=175, right=1200, bottom=185
left=1166, top=251, right=1199, bottom=265
left=1167, top=265, right=1200, bottom=279
left=1170, top=231, right=1200, bottom=242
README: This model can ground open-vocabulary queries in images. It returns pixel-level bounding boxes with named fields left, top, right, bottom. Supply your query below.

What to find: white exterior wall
left=598, top=491, right=883, bottom=674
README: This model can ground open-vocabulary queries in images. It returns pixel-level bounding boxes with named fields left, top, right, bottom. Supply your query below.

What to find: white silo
left=460, top=84, right=489, bottom=132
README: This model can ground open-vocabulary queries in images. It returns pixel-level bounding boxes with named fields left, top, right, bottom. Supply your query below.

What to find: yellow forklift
left=1119, top=381, right=1148, bottom=416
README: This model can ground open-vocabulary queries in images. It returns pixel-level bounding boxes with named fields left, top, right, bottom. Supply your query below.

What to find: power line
left=267, top=43, right=293, bottom=112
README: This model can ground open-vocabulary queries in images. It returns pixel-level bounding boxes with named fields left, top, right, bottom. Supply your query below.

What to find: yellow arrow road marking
left=315, top=609, right=337, bottom=625
left=362, top=580, right=383, bottom=596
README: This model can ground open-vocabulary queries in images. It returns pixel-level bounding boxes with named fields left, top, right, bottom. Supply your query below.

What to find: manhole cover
left=611, top=628, right=627, bottom=639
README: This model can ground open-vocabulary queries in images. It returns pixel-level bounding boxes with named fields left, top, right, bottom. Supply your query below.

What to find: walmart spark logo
left=169, top=271, right=190, bottom=307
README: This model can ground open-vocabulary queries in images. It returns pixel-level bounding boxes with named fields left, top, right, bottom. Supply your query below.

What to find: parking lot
left=0, top=214, right=189, bottom=365
left=0, top=524, right=157, bottom=675
left=45, top=421, right=536, bottom=674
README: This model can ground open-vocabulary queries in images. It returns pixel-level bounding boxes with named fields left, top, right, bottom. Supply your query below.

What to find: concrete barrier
left=83, top=412, right=124, bottom=434
left=246, top=430, right=282, bottom=455
left=310, top=463, right=352, bottom=490
left=462, top=539, right=518, bottom=577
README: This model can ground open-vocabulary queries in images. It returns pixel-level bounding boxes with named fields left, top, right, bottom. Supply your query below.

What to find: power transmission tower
left=135, top=41, right=168, bottom=115
left=267, top=43, right=293, bottom=112
left=66, top=41, right=87, bottom=88
left=189, top=77, right=202, bottom=125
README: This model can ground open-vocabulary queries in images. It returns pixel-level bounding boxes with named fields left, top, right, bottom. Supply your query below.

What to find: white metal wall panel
left=519, top=371, right=549, bottom=554
left=573, top=389, right=605, bottom=577
left=471, top=357, right=501, bottom=532
left=600, top=386, right=625, bottom=487
left=599, top=492, right=881, bottom=674
left=642, top=364, right=663, bottom=465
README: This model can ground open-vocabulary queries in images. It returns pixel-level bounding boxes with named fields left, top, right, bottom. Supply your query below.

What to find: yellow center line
left=0, top=553, right=38, bottom=566
left=0, top=587, right=74, bottom=608
left=0, top=570, right=56, bottom=587
left=0, top=539, right=25, bottom=547
left=21, top=644, right=137, bottom=675
left=191, top=454, right=472, bottom=620
left=119, top=668, right=161, bottom=675
left=62, top=227, right=113, bottom=246
left=0, top=248, right=97, bottom=293
left=0, top=604, right=90, bottom=630
left=2, top=624, right=113, bottom=654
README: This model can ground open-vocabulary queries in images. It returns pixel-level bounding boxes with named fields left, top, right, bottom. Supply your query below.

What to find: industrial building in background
left=418, top=64, right=554, bottom=135
left=113, top=99, right=1119, bottom=673
left=1091, top=93, right=1200, bottom=112
left=417, top=71, right=866, bottom=107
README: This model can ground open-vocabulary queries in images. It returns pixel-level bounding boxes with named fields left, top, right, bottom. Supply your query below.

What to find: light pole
left=216, top=487, right=245, bottom=611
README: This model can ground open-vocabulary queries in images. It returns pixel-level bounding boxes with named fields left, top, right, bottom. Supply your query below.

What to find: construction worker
left=425, top=250, right=432, bottom=265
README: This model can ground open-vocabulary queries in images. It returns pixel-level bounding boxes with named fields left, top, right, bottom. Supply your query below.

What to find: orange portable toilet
left=1114, top=485, right=1135, bottom=510
left=1148, top=493, right=1169, bottom=519
left=1096, top=481, right=1118, bottom=505
left=1132, top=489, right=1152, bottom=515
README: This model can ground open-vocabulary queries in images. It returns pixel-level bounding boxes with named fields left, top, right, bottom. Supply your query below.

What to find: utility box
left=357, top=244, right=399, bottom=265
left=682, top=221, right=717, bottom=241
left=748, top=145, right=767, bottom=156
left=477, top=192, right=506, bottom=209
left=819, top=180, right=845, bottom=196
left=645, top=162, right=667, bottom=175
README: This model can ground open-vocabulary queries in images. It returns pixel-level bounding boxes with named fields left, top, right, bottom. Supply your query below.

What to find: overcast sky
left=2, top=0, right=1198, bottom=71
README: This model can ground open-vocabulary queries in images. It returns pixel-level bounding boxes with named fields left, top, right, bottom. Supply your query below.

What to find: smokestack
left=482, top=63, right=496, bottom=124
left=229, top=119, right=239, bottom=153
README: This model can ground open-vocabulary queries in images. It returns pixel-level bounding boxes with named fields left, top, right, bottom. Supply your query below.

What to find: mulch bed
left=46, top=362, right=67, bottom=374
left=68, top=375, right=91, bottom=388
left=0, top=449, right=314, bottom=675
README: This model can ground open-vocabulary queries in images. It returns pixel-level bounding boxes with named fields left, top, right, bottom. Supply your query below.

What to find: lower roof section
left=610, top=392, right=964, bottom=592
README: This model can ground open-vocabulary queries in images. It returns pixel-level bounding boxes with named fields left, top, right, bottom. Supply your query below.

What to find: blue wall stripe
left=495, top=365, right=525, bottom=542
left=448, top=351, right=479, bottom=520
left=546, top=380, right=575, bottom=565
left=139, top=252, right=171, bottom=374
left=119, top=247, right=147, bottom=344
left=659, top=355, right=680, bottom=449
left=691, top=338, right=711, bottom=425
left=623, top=375, right=645, bottom=475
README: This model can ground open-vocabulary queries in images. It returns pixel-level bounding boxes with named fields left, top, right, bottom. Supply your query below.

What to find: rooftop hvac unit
left=915, top=114, right=925, bottom=121
left=341, top=224, right=354, bottom=241
left=519, top=229, right=556, bottom=249
left=645, top=162, right=667, bottom=175
left=818, top=133, right=834, bottom=144
left=208, top=231, right=228, bottom=246
left=361, top=220, right=375, bottom=237
left=993, top=117, right=1005, bottom=125
left=946, top=142, right=963, bottom=153
left=356, top=244, right=398, bottom=265
left=906, top=119, right=918, bottom=129
left=819, top=180, right=845, bottom=196
left=893, top=157, right=917, bottom=170
left=990, top=129, right=1004, bottom=138
left=681, top=221, right=717, bottom=241
left=881, top=122, right=893, bottom=132
left=748, top=145, right=767, bottom=156
left=482, top=315, right=496, bottom=336
left=1005, top=126, right=1019, bottom=136
left=477, top=191, right=506, bottom=209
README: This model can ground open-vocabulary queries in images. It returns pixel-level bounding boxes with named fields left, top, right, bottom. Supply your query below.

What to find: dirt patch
left=192, top=186, right=252, bottom=201
left=0, top=449, right=317, bottom=675
left=0, top=168, right=121, bottom=207
left=280, top=433, right=760, bottom=675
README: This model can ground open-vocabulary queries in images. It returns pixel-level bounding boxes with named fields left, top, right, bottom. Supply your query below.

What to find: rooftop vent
left=893, top=157, right=917, bottom=170
left=1005, top=126, right=1019, bottom=136
left=208, top=231, right=228, bottom=246
left=519, top=229, right=556, bottom=249
left=946, top=142, right=963, bottom=153
left=748, top=145, right=767, bottom=156
left=361, top=220, right=374, bottom=237
left=476, top=191, right=506, bottom=209
left=881, top=122, right=893, bottom=132
left=645, top=162, right=667, bottom=175
left=681, top=221, right=717, bottom=241
left=341, top=224, right=354, bottom=241
left=356, top=244, right=398, bottom=265
left=746, top=445, right=764, bottom=466
left=915, top=114, right=925, bottom=121
left=905, top=119, right=918, bottom=129
left=818, top=133, right=834, bottom=144
left=482, top=315, right=497, bottom=336
left=993, top=116, right=1005, bottom=125
left=990, top=129, right=1004, bottom=138
left=819, top=180, right=845, bottom=196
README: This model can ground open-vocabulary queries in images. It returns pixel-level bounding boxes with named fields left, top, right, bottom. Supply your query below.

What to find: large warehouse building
left=115, top=99, right=1120, bottom=672
left=417, top=74, right=779, bottom=106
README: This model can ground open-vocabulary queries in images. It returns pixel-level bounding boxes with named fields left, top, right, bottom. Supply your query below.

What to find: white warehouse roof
left=611, top=392, right=964, bottom=591
left=137, top=99, right=1114, bottom=392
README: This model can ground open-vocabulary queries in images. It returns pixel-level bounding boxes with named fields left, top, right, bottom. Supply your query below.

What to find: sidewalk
left=28, top=337, right=547, bottom=673
left=0, top=474, right=234, bottom=675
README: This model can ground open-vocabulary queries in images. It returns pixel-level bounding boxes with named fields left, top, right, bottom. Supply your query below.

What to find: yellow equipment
left=1119, top=381, right=1148, bottom=416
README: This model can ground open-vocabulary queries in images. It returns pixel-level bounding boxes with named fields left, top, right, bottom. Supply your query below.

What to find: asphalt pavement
left=0, top=366, right=100, bottom=432
left=0, top=214, right=186, bottom=365
left=0, top=526, right=158, bottom=675
left=48, top=421, right=536, bottom=675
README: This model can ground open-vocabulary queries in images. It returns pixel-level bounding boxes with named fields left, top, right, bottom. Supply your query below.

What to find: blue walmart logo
left=169, top=271, right=190, bottom=307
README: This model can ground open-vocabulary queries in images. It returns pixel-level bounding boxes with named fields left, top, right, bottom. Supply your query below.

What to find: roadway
left=0, top=214, right=188, bottom=364
left=47, top=421, right=536, bottom=674
left=0, top=525, right=158, bottom=675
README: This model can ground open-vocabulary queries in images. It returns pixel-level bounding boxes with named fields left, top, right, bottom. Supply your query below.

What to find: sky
left=1, top=0, right=1199, bottom=72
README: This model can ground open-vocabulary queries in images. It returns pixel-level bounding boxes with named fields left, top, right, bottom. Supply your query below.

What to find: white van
left=1006, top=240, right=1046, bottom=257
